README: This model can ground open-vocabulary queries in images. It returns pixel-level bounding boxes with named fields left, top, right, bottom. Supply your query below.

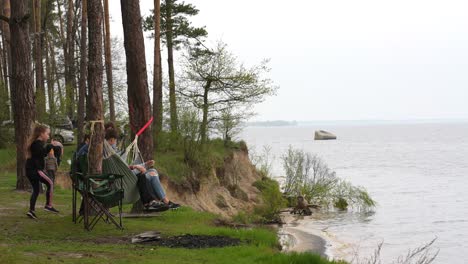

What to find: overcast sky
left=109, top=0, right=468, bottom=121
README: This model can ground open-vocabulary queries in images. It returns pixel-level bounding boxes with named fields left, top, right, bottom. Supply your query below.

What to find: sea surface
left=241, top=121, right=468, bottom=263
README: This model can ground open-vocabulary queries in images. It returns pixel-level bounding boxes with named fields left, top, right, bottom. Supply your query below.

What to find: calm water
left=241, top=122, right=468, bottom=263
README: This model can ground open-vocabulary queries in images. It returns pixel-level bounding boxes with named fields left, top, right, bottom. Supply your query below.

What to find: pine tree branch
left=0, top=15, right=10, bottom=23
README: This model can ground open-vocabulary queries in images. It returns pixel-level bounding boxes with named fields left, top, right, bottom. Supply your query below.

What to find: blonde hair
left=27, top=124, right=49, bottom=158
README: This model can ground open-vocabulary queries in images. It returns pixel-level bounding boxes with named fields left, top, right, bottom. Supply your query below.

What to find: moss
left=215, top=194, right=229, bottom=209
left=227, top=184, right=249, bottom=202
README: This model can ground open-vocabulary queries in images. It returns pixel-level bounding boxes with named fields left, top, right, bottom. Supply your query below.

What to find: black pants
left=135, top=173, right=156, bottom=205
left=27, top=170, right=54, bottom=211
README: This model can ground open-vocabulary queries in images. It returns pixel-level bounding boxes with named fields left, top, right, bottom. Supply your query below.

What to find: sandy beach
left=278, top=212, right=328, bottom=257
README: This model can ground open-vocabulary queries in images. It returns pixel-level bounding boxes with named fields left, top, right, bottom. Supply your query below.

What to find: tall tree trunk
left=77, top=0, right=87, bottom=150
left=0, top=0, right=8, bottom=87
left=0, top=38, right=3, bottom=84
left=45, top=35, right=55, bottom=117
left=152, top=0, right=163, bottom=148
left=165, top=0, right=177, bottom=134
left=65, top=0, right=75, bottom=118
left=0, top=37, right=6, bottom=121
left=55, top=0, right=66, bottom=115
left=41, top=0, right=51, bottom=116
left=9, top=0, right=36, bottom=190
left=120, top=0, right=153, bottom=161
left=50, top=41, right=64, bottom=112
left=57, top=76, right=64, bottom=112
left=121, top=0, right=153, bottom=215
left=200, top=80, right=211, bottom=144
left=56, top=0, right=66, bottom=47
left=87, top=0, right=104, bottom=174
left=103, top=0, right=115, bottom=123
left=33, top=0, right=45, bottom=121
left=1, top=0, right=11, bottom=120
left=1, top=31, right=7, bottom=88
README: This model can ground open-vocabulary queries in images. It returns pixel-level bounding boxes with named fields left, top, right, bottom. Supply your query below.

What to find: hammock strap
left=136, top=117, right=154, bottom=136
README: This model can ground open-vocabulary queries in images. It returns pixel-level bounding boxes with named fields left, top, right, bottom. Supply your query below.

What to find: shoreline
left=278, top=212, right=328, bottom=258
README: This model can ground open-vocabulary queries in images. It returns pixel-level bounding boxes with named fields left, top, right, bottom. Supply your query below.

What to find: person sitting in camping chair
left=104, top=129, right=180, bottom=210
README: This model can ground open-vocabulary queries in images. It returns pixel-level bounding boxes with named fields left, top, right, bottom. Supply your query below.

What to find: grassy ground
left=154, top=136, right=230, bottom=183
left=0, top=145, right=344, bottom=264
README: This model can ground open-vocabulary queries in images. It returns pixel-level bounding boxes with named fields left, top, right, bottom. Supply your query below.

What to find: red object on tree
left=136, top=117, right=154, bottom=137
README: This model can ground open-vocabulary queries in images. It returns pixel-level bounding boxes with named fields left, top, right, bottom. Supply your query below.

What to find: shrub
left=282, top=146, right=376, bottom=211
left=253, top=177, right=287, bottom=223
left=250, top=145, right=274, bottom=178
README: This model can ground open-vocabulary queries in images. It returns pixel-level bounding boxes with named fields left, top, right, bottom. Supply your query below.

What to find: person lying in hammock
left=77, top=131, right=170, bottom=211
left=105, top=129, right=180, bottom=210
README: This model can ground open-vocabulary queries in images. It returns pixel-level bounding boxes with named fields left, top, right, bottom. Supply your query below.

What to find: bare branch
left=0, top=15, right=9, bottom=23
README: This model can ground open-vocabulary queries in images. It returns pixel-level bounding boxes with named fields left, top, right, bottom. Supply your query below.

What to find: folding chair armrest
left=86, top=173, right=113, bottom=180
left=74, top=172, right=85, bottom=181
left=109, top=173, right=125, bottom=180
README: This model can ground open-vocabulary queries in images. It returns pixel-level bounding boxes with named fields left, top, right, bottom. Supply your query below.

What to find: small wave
left=432, top=219, right=468, bottom=224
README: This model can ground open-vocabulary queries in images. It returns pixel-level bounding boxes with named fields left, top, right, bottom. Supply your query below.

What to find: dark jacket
left=26, top=140, right=47, bottom=177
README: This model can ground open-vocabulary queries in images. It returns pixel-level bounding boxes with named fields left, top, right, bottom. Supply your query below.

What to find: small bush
left=334, top=197, right=348, bottom=211
left=282, top=146, right=376, bottom=211
left=250, top=145, right=274, bottom=178
left=253, top=177, right=287, bottom=223
left=238, top=140, right=248, bottom=152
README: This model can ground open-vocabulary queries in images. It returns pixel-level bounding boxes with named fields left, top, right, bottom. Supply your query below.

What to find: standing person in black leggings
left=25, top=125, right=59, bottom=219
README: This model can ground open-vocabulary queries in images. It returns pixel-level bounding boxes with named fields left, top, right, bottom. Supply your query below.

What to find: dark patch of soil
left=80, top=232, right=240, bottom=249
left=79, top=236, right=130, bottom=244
left=142, top=234, right=241, bottom=249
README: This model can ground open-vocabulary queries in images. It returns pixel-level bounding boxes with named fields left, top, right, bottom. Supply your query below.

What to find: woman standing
left=25, top=125, right=59, bottom=219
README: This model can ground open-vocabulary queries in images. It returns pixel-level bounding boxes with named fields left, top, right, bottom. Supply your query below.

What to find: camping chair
left=69, top=152, right=125, bottom=231
left=69, top=117, right=155, bottom=229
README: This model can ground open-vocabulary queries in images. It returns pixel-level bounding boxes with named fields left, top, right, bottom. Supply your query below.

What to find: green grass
left=0, top=171, right=341, bottom=264
left=154, top=136, right=234, bottom=183
left=154, top=150, right=190, bottom=183
left=0, top=144, right=343, bottom=264
left=0, top=146, right=17, bottom=171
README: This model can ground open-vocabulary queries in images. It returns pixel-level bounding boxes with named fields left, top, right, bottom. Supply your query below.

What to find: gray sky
left=110, top=0, right=468, bottom=121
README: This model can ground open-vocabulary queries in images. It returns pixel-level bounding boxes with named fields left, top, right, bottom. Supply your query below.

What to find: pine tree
left=87, top=0, right=104, bottom=174
left=4, top=0, right=36, bottom=189
left=144, top=0, right=208, bottom=135
left=103, top=0, right=115, bottom=123
left=120, top=0, right=153, bottom=160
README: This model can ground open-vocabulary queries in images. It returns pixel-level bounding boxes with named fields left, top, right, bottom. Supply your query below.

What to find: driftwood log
left=290, top=196, right=321, bottom=216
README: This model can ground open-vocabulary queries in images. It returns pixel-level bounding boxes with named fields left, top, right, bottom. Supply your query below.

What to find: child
left=25, top=125, right=59, bottom=220
left=50, top=138, right=63, bottom=166
left=45, top=144, right=58, bottom=184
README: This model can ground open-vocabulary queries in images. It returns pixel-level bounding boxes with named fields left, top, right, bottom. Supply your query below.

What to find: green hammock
left=102, top=154, right=140, bottom=204
left=85, top=125, right=148, bottom=205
